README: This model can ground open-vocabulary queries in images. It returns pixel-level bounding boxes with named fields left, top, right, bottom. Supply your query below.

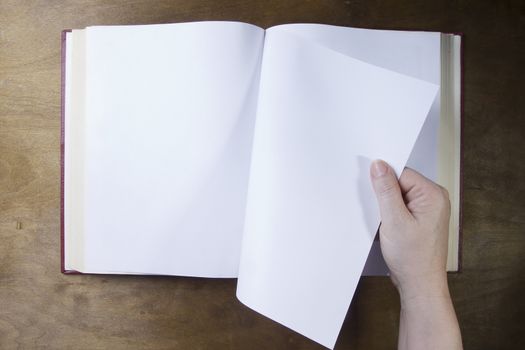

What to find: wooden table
left=1, top=1, right=524, bottom=349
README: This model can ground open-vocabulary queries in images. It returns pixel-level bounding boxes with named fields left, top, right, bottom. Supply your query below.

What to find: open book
left=61, top=22, right=462, bottom=349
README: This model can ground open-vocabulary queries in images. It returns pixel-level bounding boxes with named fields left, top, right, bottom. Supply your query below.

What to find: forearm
left=397, top=277, right=462, bottom=350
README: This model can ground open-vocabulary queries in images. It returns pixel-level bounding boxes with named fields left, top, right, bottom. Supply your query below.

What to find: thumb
left=370, top=160, right=410, bottom=225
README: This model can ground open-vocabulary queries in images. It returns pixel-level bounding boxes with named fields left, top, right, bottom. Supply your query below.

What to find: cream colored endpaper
left=438, top=34, right=462, bottom=272
left=64, top=30, right=86, bottom=272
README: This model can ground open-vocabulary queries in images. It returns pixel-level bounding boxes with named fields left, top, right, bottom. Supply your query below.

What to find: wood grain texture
left=1, top=0, right=524, bottom=349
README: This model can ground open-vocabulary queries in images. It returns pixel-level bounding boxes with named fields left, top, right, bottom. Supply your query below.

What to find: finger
left=399, top=167, right=450, bottom=214
left=370, top=159, right=411, bottom=224
left=398, top=167, right=433, bottom=194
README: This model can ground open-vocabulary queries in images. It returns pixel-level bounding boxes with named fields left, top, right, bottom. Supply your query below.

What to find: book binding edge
left=458, top=32, right=464, bottom=273
left=61, top=29, right=82, bottom=275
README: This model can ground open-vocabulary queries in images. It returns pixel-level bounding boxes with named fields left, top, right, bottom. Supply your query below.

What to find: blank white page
left=81, top=22, right=264, bottom=277
left=236, top=30, right=438, bottom=349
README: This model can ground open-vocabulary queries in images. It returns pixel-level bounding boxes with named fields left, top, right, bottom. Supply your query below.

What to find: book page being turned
left=237, top=30, right=438, bottom=349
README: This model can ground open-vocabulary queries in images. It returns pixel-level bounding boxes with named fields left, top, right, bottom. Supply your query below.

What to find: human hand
left=369, top=159, right=462, bottom=349
left=369, top=159, right=451, bottom=301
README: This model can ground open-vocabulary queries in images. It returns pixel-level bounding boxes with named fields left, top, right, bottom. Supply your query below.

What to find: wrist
left=396, top=270, right=450, bottom=305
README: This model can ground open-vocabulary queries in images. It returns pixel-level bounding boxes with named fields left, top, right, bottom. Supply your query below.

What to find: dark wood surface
left=1, top=1, right=524, bottom=349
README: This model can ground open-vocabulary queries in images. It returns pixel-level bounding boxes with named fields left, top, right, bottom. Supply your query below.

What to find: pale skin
left=370, top=160, right=463, bottom=350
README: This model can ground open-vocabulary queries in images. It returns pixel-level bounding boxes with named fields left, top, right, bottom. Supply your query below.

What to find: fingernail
left=371, top=160, right=388, bottom=177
